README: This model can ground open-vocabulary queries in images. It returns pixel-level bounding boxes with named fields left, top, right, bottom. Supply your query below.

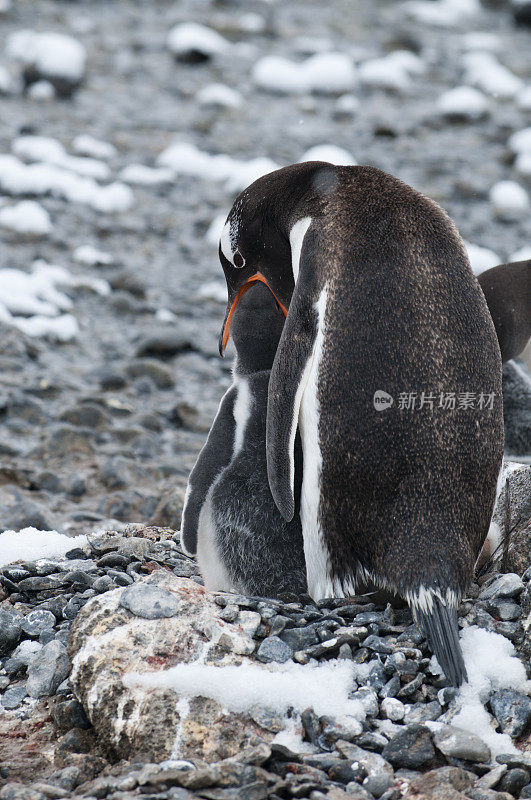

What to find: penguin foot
left=415, top=595, right=467, bottom=688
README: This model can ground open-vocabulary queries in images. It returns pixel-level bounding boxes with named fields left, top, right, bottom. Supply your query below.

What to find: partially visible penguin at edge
left=180, top=280, right=307, bottom=597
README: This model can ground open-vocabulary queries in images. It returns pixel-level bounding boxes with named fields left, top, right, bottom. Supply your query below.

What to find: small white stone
left=516, top=86, right=531, bottom=110
left=464, top=241, right=501, bottom=275
left=489, top=180, right=530, bottom=221
left=196, top=83, right=242, bottom=108
left=515, top=151, right=531, bottom=178
left=380, top=697, right=405, bottom=721
left=510, top=245, right=531, bottom=261
left=27, top=80, right=55, bottom=100
left=509, top=126, right=531, bottom=154
left=167, top=23, right=230, bottom=59
left=437, top=85, right=489, bottom=119
left=0, top=200, right=52, bottom=236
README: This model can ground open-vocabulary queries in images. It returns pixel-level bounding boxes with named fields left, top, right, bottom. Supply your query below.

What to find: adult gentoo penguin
left=478, top=259, right=531, bottom=369
left=180, top=279, right=307, bottom=597
left=218, top=162, right=504, bottom=686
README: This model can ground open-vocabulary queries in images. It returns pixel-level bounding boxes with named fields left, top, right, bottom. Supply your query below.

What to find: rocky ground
left=0, top=516, right=529, bottom=800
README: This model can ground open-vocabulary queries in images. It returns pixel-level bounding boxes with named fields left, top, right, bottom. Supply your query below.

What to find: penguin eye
left=233, top=250, right=245, bottom=269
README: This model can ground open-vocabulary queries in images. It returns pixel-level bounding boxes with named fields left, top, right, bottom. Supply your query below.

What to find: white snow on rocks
left=463, top=52, right=524, bottom=99
left=27, top=80, right=55, bottom=101
left=0, top=200, right=52, bottom=237
left=196, top=83, right=242, bottom=108
left=125, top=659, right=365, bottom=722
left=73, top=245, right=114, bottom=266
left=489, top=180, right=530, bottom=221
left=517, top=85, right=531, bottom=110
left=0, top=154, right=133, bottom=213
left=0, top=527, right=88, bottom=569
left=464, top=241, right=501, bottom=275
left=252, top=52, right=357, bottom=95
left=0, top=260, right=109, bottom=341
left=510, top=245, right=531, bottom=261
left=451, top=626, right=531, bottom=756
left=437, top=86, right=489, bottom=120
left=166, top=22, right=231, bottom=60
left=508, top=126, right=531, bottom=176
left=157, top=142, right=280, bottom=192
left=6, top=30, right=86, bottom=83
left=197, top=281, right=227, bottom=303
left=404, top=0, right=480, bottom=27
left=119, top=164, right=174, bottom=186
left=12, top=136, right=111, bottom=180
left=72, top=135, right=117, bottom=160
left=358, top=50, right=425, bottom=93
left=299, top=144, right=356, bottom=166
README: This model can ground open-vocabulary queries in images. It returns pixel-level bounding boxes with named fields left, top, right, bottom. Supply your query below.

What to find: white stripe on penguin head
left=220, top=221, right=234, bottom=263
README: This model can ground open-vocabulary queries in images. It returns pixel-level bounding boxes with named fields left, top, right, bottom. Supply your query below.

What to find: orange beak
left=219, top=273, right=288, bottom=356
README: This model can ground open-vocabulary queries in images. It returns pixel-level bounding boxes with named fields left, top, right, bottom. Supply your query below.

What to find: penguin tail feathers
left=414, top=594, right=468, bottom=688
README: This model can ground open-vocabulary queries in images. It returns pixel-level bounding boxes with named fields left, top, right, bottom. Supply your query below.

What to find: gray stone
left=119, top=582, right=180, bottom=618
left=0, top=607, right=22, bottom=655
left=382, top=724, right=435, bottom=769
left=279, top=626, right=320, bottom=650
left=1, top=684, right=28, bottom=709
left=432, top=724, right=491, bottom=762
left=479, top=573, right=525, bottom=599
left=26, top=641, right=70, bottom=698
left=21, top=609, right=57, bottom=638
left=486, top=598, right=521, bottom=620
left=490, top=689, right=531, bottom=737
left=257, top=636, right=293, bottom=664
left=403, top=701, right=442, bottom=724
left=497, top=768, right=530, bottom=795
left=335, top=741, right=393, bottom=797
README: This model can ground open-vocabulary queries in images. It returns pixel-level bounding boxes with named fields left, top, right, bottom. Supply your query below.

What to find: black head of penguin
left=230, top=281, right=286, bottom=374
left=218, top=161, right=337, bottom=355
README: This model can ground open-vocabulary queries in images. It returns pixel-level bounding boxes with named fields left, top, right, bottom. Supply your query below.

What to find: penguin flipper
left=414, top=595, right=467, bottom=688
left=478, top=259, right=531, bottom=363
left=266, top=284, right=320, bottom=522
left=180, top=387, right=236, bottom=555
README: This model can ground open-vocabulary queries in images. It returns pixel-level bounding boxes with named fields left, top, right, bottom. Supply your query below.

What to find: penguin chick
left=217, top=162, right=505, bottom=686
left=181, top=280, right=307, bottom=597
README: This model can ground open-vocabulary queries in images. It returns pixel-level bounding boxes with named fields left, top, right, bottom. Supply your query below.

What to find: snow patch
left=489, top=180, right=530, bottom=221
left=0, top=154, right=133, bottom=213
left=437, top=86, right=489, bottom=119
left=0, top=527, right=88, bottom=568
left=73, top=245, right=114, bottom=266
left=119, top=164, right=174, bottom=186
left=167, top=23, right=230, bottom=59
left=404, top=0, right=480, bottom=27
left=157, top=142, right=279, bottom=192
left=510, top=245, right=531, bottom=261
left=464, top=52, right=523, bottom=99
left=464, top=241, right=501, bottom=275
left=6, top=30, right=86, bottom=82
left=299, top=144, right=356, bottom=166
left=13, top=135, right=111, bottom=180
left=359, top=50, right=425, bottom=92
left=125, top=659, right=365, bottom=721
left=252, top=53, right=357, bottom=95
left=0, top=200, right=52, bottom=236
left=452, top=626, right=531, bottom=756
left=72, top=135, right=117, bottom=160
left=196, top=83, right=242, bottom=108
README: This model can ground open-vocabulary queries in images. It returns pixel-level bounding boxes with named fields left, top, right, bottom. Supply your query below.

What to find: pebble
left=432, top=724, right=491, bottom=762
left=256, top=636, right=293, bottom=664
left=497, top=768, right=530, bottom=795
left=26, top=640, right=70, bottom=698
left=382, top=724, right=435, bottom=769
left=490, top=689, right=531, bottom=737
left=479, top=573, right=525, bottom=599
left=1, top=684, right=28, bottom=709
left=380, top=698, right=405, bottom=722
left=0, top=607, right=22, bottom=655
left=119, top=583, right=180, bottom=618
